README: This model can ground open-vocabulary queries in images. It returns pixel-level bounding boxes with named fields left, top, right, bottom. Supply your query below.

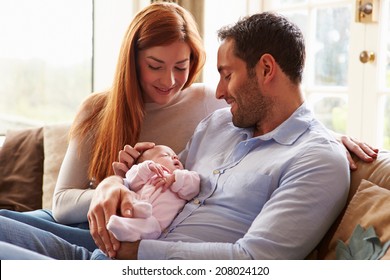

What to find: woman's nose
left=161, top=70, right=175, bottom=87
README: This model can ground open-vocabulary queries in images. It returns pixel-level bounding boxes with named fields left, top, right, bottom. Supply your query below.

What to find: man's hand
left=87, top=175, right=134, bottom=258
left=115, top=241, right=141, bottom=260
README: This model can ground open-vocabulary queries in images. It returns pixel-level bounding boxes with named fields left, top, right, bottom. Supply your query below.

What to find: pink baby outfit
left=107, top=160, right=200, bottom=241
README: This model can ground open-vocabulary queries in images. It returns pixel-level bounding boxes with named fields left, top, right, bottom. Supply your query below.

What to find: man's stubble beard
left=232, top=75, right=274, bottom=131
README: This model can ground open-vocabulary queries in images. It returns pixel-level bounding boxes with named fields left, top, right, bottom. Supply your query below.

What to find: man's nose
left=216, top=81, right=226, bottom=100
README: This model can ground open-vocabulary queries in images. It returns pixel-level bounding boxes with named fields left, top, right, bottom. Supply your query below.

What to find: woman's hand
left=87, top=175, right=134, bottom=258
left=340, top=135, right=379, bottom=170
left=112, top=142, right=155, bottom=177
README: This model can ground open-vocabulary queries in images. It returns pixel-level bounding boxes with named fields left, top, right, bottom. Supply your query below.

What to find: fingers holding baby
left=112, top=142, right=156, bottom=177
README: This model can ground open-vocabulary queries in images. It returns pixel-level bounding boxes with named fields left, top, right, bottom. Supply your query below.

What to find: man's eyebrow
left=146, top=56, right=189, bottom=64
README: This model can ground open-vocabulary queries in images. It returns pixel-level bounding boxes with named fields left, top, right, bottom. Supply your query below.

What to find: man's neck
left=253, top=97, right=304, bottom=137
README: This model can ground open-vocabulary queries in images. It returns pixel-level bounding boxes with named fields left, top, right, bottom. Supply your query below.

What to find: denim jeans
left=0, top=209, right=96, bottom=251
left=0, top=216, right=92, bottom=259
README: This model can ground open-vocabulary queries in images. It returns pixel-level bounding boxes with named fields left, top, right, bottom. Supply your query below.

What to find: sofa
left=0, top=124, right=389, bottom=259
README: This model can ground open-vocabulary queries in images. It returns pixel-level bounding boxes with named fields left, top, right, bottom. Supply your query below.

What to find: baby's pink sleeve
left=124, top=160, right=155, bottom=192
left=170, top=169, right=200, bottom=200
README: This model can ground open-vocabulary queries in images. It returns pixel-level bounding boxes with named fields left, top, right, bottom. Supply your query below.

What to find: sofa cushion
left=324, top=179, right=390, bottom=259
left=0, top=127, right=44, bottom=211
left=314, top=150, right=390, bottom=259
left=42, top=124, right=70, bottom=209
left=348, top=150, right=390, bottom=201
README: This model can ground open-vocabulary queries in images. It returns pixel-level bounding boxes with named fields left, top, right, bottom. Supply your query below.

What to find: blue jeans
left=0, top=216, right=92, bottom=259
left=0, top=209, right=97, bottom=251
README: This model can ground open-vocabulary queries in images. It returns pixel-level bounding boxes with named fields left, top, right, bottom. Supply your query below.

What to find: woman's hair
left=71, top=2, right=205, bottom=185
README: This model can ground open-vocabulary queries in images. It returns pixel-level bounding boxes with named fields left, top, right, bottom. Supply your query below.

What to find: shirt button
left=194, top=198, right=201, bottom=205
left=213, top=170, right=220, bottom=174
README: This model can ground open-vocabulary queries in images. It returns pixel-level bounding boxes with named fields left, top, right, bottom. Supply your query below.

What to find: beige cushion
left=349, top=150, right=390, bottom=202
left=324, top=179, right=390, bottom=259
left=42, top=124, right=70, bottom=209
left=315, top=150, right=390, bottom=259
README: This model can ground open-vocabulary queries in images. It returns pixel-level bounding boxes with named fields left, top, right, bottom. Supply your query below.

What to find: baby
left=106, top=145, right=200, bottom=241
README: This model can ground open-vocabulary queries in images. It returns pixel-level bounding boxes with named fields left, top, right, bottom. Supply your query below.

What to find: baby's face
left=143, top=145, right=183, bottom=173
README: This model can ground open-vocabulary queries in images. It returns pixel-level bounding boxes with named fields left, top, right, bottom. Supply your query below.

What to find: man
left=106, top=11, right=350, bottom=259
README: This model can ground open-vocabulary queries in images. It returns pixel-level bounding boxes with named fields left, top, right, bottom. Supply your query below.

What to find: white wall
left=203, top=0, right=262, bottom=88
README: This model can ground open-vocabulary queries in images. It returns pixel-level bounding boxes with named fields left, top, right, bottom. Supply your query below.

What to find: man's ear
left=257, top=53, right=276, bottom=83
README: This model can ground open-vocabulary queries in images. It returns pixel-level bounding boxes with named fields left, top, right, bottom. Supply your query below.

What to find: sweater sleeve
left=52, top=137, right=94, bottom=224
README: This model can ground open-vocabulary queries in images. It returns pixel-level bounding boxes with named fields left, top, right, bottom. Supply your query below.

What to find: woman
left=0, top=2, right=224, bottom=252
left=0, top=2, right=378, bottom=259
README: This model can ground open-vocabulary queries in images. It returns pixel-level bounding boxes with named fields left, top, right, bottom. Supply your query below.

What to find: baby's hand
left=148, top=162, right=165, bottom=178
left=153, top=174, right=175, bottom=192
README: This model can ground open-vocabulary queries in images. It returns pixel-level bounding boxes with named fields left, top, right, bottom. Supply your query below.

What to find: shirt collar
left=257, top=102, right=314, bottom=145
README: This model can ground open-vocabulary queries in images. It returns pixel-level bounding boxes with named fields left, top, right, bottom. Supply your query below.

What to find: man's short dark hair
left=217, top=12, right=306, bottom=84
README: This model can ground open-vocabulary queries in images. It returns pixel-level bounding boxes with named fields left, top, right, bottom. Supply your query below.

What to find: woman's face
left=138, top=41, right=191, bottom=104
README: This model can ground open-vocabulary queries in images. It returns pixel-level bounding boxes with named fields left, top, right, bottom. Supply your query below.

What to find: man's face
left=216, top=39, right=273, bottom=132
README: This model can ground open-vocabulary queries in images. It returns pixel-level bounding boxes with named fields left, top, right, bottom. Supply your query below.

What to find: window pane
left=0, top=0, right=93, bottom=133
left=383, top=95, right=390, bottom=150
left=386, top=1, right=390, bottom=88
left=309, top=94, right=348, bottom=134
left=282, top=11, right=308, bottom=37
left=314, top=7, right=351, bottom=86
left=267, top=0, right=307, bottom=7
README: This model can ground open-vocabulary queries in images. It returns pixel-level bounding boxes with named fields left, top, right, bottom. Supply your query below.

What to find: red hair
left=70, top=2, right=205, bottom=184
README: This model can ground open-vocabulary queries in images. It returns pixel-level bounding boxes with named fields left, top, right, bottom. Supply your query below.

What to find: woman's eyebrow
left=146, top=56, right=189, bottom=64
left=175, top=58, right=190, bottom=64
left=146, top=56, right=164, bottom=63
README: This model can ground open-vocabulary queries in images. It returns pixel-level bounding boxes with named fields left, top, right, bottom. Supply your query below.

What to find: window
left=203, top=0, right=260, bottom=88
left=0, top=0, right=93, bottom=134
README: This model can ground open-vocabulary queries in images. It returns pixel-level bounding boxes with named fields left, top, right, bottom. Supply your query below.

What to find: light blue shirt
left=138, top=103, right=350, bottom=259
